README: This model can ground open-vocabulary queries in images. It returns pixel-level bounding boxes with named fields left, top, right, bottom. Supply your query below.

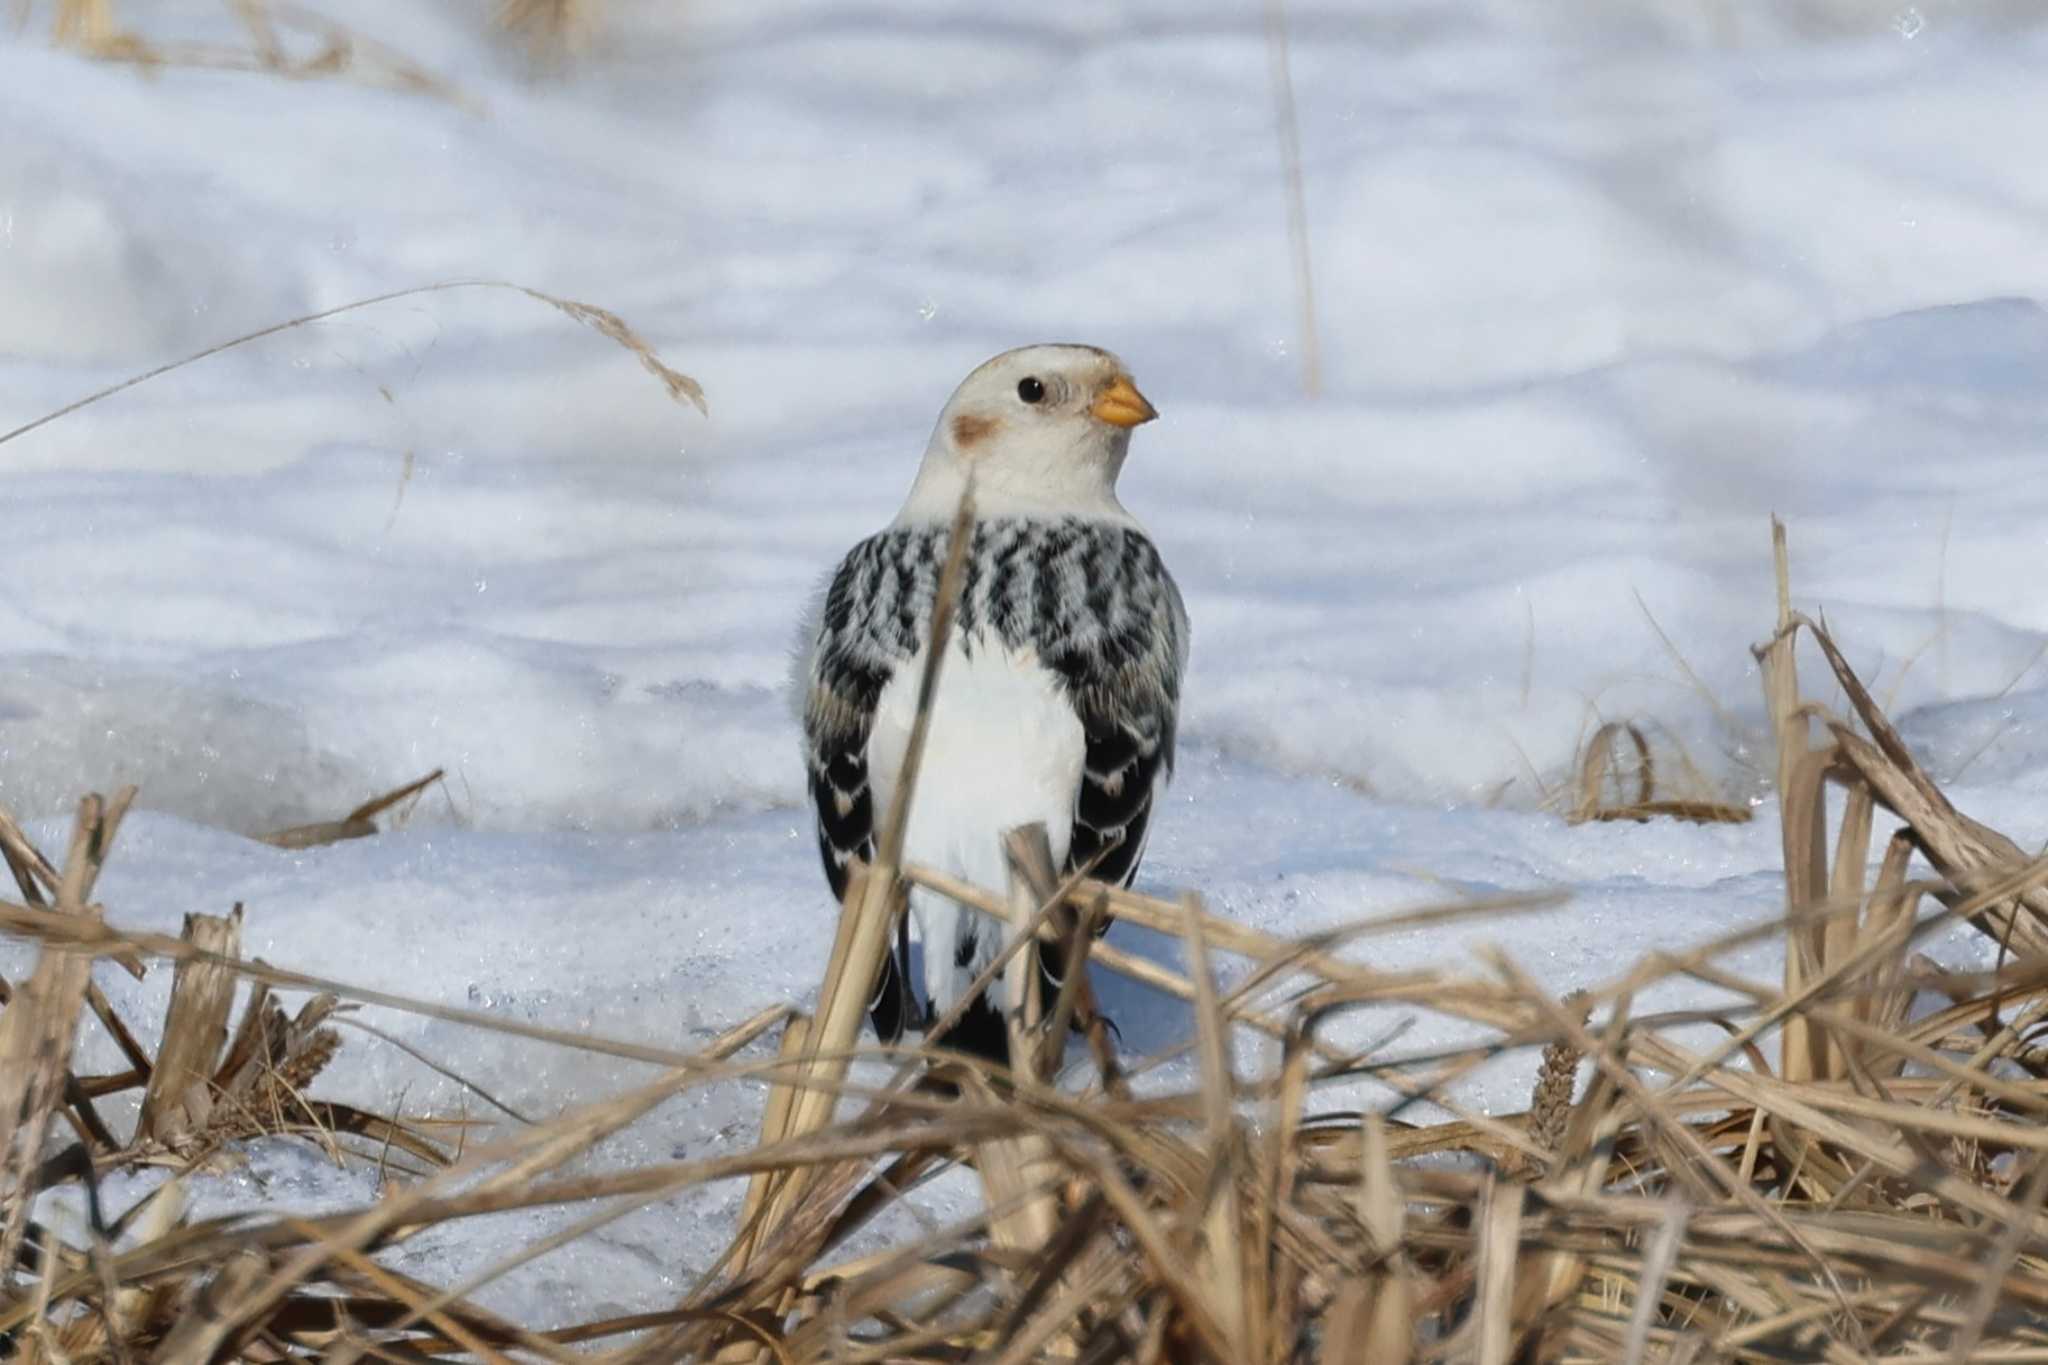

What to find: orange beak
left=1091, top=374, right=1158, bottom=428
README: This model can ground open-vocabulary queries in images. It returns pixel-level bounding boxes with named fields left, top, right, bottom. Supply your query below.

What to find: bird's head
left=899, top=344, right=1157, bottom=522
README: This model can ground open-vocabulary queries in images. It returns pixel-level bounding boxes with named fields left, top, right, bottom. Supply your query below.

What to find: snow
left=6, top=0, right=2048, bottom=1326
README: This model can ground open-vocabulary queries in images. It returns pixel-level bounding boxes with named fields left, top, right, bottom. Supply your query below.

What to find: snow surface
left=7, top=0, right=2048, bottom=1327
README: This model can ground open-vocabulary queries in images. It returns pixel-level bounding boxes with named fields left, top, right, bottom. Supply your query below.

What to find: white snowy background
left=5, top=0, right=2048, bottom=1325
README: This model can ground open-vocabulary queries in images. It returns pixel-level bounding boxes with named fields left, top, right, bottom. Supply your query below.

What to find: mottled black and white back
left=795, top=344, right=1187, bottom=1064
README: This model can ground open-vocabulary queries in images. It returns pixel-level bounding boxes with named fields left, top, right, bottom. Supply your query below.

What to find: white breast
left=866, top=636, right=1084, bottom=1018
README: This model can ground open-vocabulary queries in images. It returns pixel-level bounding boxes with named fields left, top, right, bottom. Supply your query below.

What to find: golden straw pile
left=2, top=518, right=2047, bottom=1361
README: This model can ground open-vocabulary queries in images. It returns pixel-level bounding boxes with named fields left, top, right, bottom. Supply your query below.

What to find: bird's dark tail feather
left=866, top=947, right=913, bottom=1045
left=930, top=995, right=1011, bottom=1069
left=925, top=986, right=1110, bottom=1074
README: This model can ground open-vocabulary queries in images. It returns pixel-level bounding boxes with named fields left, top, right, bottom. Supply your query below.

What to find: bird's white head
left=896, top=344, right=1158, bottom=524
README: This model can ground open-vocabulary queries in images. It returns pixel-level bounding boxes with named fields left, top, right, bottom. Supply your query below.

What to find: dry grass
left=493, top=0, right=601, bottom=61
left=1567, top=720, right=1752, bottom=827
left=1264, top=0, right=1321, bottom=399
left=33, top=0, right=468, bottom=102
left=255, top=768, right=447, bottom=850
left=0, top=280, right=704, bottom=455
left=1, top=517, right=2047, bottom=1360
left=31, top=0, right=611, bottom=85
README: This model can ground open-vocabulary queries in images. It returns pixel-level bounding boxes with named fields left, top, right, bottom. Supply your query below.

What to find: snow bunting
left=797, top=344, right=1188, bottom=1063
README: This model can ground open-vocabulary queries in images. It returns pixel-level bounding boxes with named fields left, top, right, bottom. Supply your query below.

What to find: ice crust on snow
left=6, top=0, right=2048, bottom=1323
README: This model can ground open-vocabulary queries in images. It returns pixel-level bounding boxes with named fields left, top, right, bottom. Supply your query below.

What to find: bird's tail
left=867, top=932, right=913, bottom=1046
left=911, top=878, right=1011, bottom=1067
left=930, top=994, right=1011, bottom=1067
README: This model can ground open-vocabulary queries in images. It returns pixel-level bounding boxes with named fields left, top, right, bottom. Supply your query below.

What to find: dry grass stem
left=1263, top=0, right=1321, bottom=398
left=0, top=280, right=703, bottom=453
left=494, top=0, right=600, bottom=60
left=38, top=0, right=469, bottom=104
left=256, top=768, right=445, bottom=849
left=1569, top=720, right=1751, bottom=827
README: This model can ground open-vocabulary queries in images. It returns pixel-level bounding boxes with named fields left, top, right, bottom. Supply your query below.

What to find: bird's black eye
left=1017, top=377, right=1046, bottom=404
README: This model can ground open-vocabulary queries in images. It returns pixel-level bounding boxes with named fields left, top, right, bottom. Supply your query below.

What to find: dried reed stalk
left=977, top=825, right=1060, bottom=1262
left=1569, top=719, right=1750, bottom=826
left=256, top=768, right=444, bottom=849
left=0, top=930, right=93, bottom=1285
left=1182, top=892, right=1250, bottom=1361
left=2, top=281, right=703, bottom=453
left=494, top=0, right=599, bottom=57
left=733, top=489, right=977, bottom=1355
left=1263, top=0, right=1321, bottom=398
left=136, top=907, right=243, bottom=1144
left=1759, top=518, right=1830, bottom=1084
left=41, top=0, right=468, bottom=105
left=0, top=792, right=131, bottom=1282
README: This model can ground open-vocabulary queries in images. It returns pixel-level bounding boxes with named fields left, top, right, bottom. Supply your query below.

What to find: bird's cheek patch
left=951, top=414, right=1000, bottom=451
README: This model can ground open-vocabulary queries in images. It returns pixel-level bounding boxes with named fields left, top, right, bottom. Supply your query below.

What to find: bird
left=796, top=344, right=1188, bottom=1066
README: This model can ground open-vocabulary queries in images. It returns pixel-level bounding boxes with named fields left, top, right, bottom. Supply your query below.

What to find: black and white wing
left=800, top=534, right=916, bottom=1043
left=1037, top=527, right=1188, bottom=988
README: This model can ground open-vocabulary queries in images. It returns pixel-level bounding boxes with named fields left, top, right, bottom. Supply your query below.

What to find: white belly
left=866, top=637, right=1083, bottom=1018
